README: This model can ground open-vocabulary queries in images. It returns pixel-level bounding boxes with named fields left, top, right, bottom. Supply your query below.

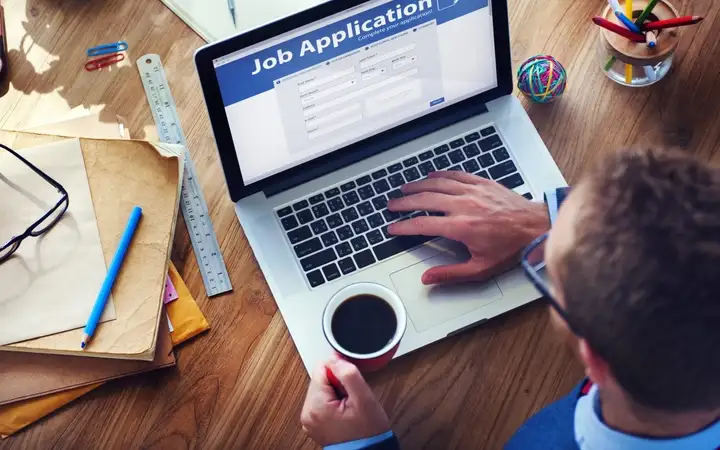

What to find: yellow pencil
left=624, top=0, right=633, bottom=84
left=625, top=64, right=632, bottom=83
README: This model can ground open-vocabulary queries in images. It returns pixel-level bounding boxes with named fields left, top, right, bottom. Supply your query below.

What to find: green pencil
left=635, top=0, right=660, bottom=25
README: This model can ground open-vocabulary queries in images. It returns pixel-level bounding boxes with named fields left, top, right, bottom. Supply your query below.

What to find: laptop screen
left=213, top=0, right=497, bottom=185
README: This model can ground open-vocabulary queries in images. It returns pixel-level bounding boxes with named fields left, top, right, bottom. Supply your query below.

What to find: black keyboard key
left=428, top=211, right=444, bottom=217
left=352, top=218, right=369, bottom=234
left=353, top=249, right=376, bottom=268
left=372, top=195, right=388, bottom=211
left=381, top=225, right=392, bottom=239
left=294, top=237, right=322, bottom=258
left=312, top=203, right=329, bottom=218
left=327, top=213, right=343, bottom=228
left=523, top=193, right=534, bottom=200
left=351, top=235, right=368, bottom=251
left=419, top=161, right=435, bottom=176
left=387, top=189, right=403, bottom=200
left=478, top=154, right=494, bottom=168
left=342, top=191, right=360, bottom=205
left=450, top=138, right=465, bottom=149
left=449, top=165, right=462, bottom=171
left=387, top=163, right=403, bottom=173
left=449, top=149, right=465, bottom=164
left=307, top=270, right=325, bottom=288
left=281, top=215, right=298, bottom=231
left=337, top=225, right=354, bottom=241
left=277, top=207, right=293, bottom=217
left=328, top=197, right=344, bottom=212
left=479, top=135, right=503, bottom=152
left=403, top=167, right=421, bottom=181
left=382, top=209, right=401, bottom=222
left=477, top=170, right=490, bottom=179
left=341, top=181, right=356, bottom=192
left=372, top=168, right=388, bottom=179
left=293, top=200, right=309, bottom=211
left=489, top=161, right=518, bottom=179
left=325, top=187, right=340, bottom=198
left=480, top=126, right=496, bottom=137
left=367, top=213, right=385, bottom=228
left=288, top=225, right=312, bottom=244
left=300, top=248, right=337, bottom=272
left=463, top=143, right=480, bottom=158
left=309, top=194, right=324, bottom=205
left=323, top=263, right=340, bottom=281
left=297, top=209, right=314, bottom=224
left=462, top=159, right=480, bottom=173
left=341, top=207, right=359, bottom=222
left=310, top=219, right=328, bottom=235
left=321, top=231, right=339, bottom=247
left=388, top=173, right=405, bottom=188
left=367, top=230, right=384, bottom=245
left=357, top=201, right=374, bottom=216
left=373, top=235, right=433, bottom=261
left=402, top=156, right=419, bottom=167
left=336, top=242, right=353, bottom=257
left=322, top=263, right=341, bottom=282
left=493, top=147, right=510, bottom=162
left=356, top=175, right=372, bottom=186
left=434, top=144, right=450, bottom=155
left=498, top=173, right=525, bottom=190
left=464, top=132, right=481, bottom=142
left=373, top=179, right=391, bottom=194
left=419, top=150, right=434, bottom=161
left=358, top=185, right=375, bottom=200
left=338, top=257, right=357, bottom=275
left=433, top=155, right=450, bottom=169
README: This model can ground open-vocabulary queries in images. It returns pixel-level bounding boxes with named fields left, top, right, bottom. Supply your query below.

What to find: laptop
left=194, top=0, right=566, bottom=371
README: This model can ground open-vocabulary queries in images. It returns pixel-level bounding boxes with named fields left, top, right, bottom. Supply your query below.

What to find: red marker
left=643, top=15, right=703, bottom=31
left=326, top=367, right=347, bottom=399
left=592, top=17, right=646, bottom=42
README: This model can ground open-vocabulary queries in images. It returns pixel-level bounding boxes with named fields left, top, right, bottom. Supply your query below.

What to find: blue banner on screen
left=216, top=0, right=488, bottom=106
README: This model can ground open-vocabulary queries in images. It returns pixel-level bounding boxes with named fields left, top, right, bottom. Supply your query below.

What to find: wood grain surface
left=1, top=0, right=718, bottom=448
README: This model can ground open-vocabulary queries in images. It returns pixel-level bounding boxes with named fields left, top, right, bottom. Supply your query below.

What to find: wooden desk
left=1, top=0, right=718, bottom=448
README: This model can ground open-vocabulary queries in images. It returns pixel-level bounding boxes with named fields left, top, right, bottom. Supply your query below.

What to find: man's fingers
left=326, top=359, right=374, bottom=402
left=401, top=177, right=472, bottom=196
left=421, top=261, right=489, bottom=285
left=388, top=216, right=458, bottom=239
left=388, top=192, right=458, bottom=213
left=428, top=170, right=490, bottom=185
left=307, top=361, right=336, bottom=400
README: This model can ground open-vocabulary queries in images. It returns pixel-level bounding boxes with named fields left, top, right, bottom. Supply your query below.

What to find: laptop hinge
left=263, top=101, right=490, bottom=198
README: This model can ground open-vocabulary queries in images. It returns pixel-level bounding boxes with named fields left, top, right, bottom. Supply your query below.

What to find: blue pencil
left=615, top=11, right=642, bottom=34
left=81, top=206, right=143, bottom=349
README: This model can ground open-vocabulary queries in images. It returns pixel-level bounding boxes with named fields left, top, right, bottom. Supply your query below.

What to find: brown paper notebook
left=0, top=315, right=175, bottom=406
left=0, top=131, right=183, bottom=361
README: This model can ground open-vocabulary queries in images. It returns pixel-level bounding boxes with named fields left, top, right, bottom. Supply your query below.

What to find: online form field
left=393, top=55, right=417, bottom=70
left=297, top=67, right=356, bottom=93
left=305, top=104, right=361, bottom=130
left=303, top=68, right=419, bottom=117
left=360, top=45, right=416, bottom=69
left=361, top=67, right=387, bottom=82
left=366, top=79, right=423, bottom=116
left=307, top=114, right=363, bottom=140
left=301, top=78, right=358, bottom=105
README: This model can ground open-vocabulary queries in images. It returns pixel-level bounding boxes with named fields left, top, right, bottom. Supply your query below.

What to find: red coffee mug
left=322, top=282, right=407, bottom=372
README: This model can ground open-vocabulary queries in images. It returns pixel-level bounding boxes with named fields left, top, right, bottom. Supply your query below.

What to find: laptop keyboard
left=275, top=125, right=532, bottom=289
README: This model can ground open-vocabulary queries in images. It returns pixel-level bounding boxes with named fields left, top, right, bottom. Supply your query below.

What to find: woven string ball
left=517, top=55, right=567, bottom=103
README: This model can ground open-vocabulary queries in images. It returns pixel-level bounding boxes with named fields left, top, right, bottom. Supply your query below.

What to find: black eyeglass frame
left=0, top=143, right=70, bottom=262
left=520, top=233, right=581, bottom=335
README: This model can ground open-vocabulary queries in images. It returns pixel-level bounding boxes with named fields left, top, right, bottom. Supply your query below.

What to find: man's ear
left=579, top=339, right=611, bottom=387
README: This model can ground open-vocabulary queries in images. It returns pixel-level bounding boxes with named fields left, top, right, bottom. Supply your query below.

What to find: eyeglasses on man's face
left=0, top=143, right=70, bottom=263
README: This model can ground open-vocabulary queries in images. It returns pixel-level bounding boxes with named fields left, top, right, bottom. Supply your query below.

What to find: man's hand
left=301, top=357, right=391, bottom=446
left=387, top=171, right=549, bottom=285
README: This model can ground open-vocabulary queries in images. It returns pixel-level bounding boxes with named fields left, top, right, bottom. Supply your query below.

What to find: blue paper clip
left=86, top=41, right=128, bottom=57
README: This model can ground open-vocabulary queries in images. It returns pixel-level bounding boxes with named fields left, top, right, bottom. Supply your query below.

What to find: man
left=300, top=148, right=720, bottom=449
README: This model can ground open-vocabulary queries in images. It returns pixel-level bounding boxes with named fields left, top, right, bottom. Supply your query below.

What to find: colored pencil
left=81, top=206, right=143, bottom=349
left=646, top=30, right=657, bottom=47
left=624, top=0, right=633, bottom=84
left=643, top=16, right=703, bottom=31
left=616, top=11, right=643, bottom=34
left=625, top=64, right=632, bottom=84
left=625, top=0, right=633, bottom=21
left=593, top=17, right=646, bottom=42
left=634, top=0, right=660, bottom=25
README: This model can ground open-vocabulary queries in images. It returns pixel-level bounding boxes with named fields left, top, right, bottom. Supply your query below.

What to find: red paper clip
left=84, top=53, right=125, bottom=71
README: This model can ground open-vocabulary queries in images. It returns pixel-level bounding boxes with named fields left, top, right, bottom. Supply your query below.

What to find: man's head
left=545, top=148, right=720, bottom=413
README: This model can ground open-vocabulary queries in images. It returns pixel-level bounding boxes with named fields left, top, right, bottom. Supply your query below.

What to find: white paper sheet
left=0, top=138, right=116, bottom=345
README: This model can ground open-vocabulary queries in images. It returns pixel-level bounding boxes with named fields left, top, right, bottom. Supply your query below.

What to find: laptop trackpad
left=390, top=251, right=503, bottom=332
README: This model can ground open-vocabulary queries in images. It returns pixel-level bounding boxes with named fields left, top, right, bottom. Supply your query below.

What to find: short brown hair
left=561, top=148, right=720, bottom=411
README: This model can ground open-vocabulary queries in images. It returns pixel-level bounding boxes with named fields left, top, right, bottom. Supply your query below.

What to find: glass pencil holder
left=598, top=0, right=680, bottom=87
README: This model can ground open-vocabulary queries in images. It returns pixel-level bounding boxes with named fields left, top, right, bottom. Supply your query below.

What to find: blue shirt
left=325, top=431, right=395, bottom=450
